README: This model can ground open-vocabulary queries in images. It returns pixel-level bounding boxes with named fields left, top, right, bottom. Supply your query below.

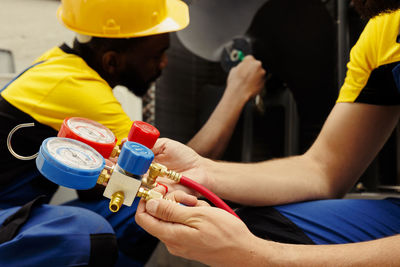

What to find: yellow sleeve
left=1, top=46, right=134, bottom=143
left=337, top=16, right=380, bottom=103
left=31, top=76, right=133, bottom=143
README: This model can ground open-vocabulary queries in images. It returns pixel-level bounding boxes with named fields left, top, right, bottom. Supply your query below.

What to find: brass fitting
left=97, top=169, right=111, bottom=185
left=145, top=163, right=164, bottom=187
left=136, top=187, right=163, bottom=201
left=148, top=162, right=182, bottom=182
left=109, top=145, right=121, bottom=158
left=109, top=191, right=124, bottom=212
left=141, top=176, right=157, bottom=189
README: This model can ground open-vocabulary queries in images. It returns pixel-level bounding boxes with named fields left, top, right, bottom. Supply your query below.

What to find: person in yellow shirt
left=136, top=1, right=400, bottom=265
left=0, top=0, right=265, bottom=266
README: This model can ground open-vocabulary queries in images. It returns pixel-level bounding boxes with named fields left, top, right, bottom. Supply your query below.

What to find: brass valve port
left=141, top=176, right=157, bottom=189
left=110, top=145, right=121, bottom=158
left=148, top=162, right=182, bottom=183
left=137, top=187, right=163, bottom=201
left=109, top=191, right=124, bottom=212
left=97, top=165, right=114, bottom=186
left=145, top=163, right=164, bottom=188
left=97, top=169, right=111, bottom=185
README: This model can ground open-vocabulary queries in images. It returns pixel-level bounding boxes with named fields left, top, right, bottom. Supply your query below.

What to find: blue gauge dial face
left=46, top=138, right=103, bottom=170
left=67, top=118, right=115, bottom=144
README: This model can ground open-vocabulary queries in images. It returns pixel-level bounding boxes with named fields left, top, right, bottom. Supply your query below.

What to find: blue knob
left=118, top=141, right=154, bottom=175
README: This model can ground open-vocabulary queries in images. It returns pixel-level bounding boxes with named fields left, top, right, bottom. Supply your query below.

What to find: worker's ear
left=102, top=51, right=119, bottom=75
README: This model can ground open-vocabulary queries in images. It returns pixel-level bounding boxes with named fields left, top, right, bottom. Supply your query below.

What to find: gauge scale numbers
left=67, top=118, right=115, bottom=144
left=47, top=138, right=103, bottom=170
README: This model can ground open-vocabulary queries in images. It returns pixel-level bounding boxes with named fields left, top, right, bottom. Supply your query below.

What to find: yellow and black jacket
left=0, top=44, right=133, bottom=204
left=337, top=10, right=400, bottom=105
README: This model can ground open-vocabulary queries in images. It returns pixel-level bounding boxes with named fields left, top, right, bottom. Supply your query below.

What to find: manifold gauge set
left=8, top=117, right=161, bottom=212
left=8, top=117, right=239, bottom=217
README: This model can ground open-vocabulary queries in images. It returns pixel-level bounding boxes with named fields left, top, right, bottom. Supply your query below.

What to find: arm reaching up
left=187, top=55, right=266, bottom=159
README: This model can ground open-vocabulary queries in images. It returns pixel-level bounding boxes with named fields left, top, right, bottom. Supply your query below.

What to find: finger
left=154, top=183, right=167, bottom=195
left=156, top=177, right=192, bottom=194
left=136, top=198, right=147, bottom=213
left=151, top=138, right=169, bottom=155
left=146, top=198, right=194, bottom=225
left=196, top=199, right=211, bottom=207
left=135, top=201, right=177, bottom=239
left=156, top=182, right=168, bottom=194
left=165, top=190, right=197, bottom=206
left=243, top=55, right=255, bottom=61
left=136, top=199, right=198, bottom=241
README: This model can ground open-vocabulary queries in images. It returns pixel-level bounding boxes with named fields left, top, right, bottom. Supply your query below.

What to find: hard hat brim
left=133, top=0, right=190, bottom=38
left=57, top=0, right=189, bottom=38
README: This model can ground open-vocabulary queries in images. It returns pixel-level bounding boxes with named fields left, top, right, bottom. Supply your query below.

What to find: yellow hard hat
left=57, top=0, right=190, bottom=38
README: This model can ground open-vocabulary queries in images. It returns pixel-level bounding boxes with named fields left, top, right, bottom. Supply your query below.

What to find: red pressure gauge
left=128, top=121, right=160, bottom=149
left=58, top=117, right=117, bottom=158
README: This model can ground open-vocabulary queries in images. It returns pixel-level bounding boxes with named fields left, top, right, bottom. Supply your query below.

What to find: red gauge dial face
left=67, top=118, right=115, bottom=144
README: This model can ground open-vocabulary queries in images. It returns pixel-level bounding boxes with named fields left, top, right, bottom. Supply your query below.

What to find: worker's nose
left=159, top=53, right=168, bottom=69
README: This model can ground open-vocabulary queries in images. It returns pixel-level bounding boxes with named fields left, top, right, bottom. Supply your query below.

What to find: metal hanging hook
left=7, top=122, right=38, bottom=160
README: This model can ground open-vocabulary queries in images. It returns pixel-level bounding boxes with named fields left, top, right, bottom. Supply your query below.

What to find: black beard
left=352, top=0, right=400, bottom=19
left=126, top=82, right=152, bottom=97
left=120, top=72, right=159, bottom=97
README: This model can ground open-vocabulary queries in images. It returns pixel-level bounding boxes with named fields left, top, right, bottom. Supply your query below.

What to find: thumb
left=151, top=137, right=168, bottom=155
left=146, top=198, right=191, bottom=224
left=136, top=199, right=196, bottom=241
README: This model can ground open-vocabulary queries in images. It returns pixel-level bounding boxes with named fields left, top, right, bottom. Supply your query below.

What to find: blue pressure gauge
left=36, top=137, right=105, bottom=190
left=118, top=141, right=154, bottom=176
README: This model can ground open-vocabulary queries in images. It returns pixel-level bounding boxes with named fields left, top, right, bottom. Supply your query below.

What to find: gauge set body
left=9, top=117, right=238, bottom=217
left=36, top=117, right=160, bottom=210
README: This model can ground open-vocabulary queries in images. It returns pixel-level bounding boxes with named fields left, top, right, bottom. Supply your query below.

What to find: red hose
left=180, top=175, right=239, bottom=219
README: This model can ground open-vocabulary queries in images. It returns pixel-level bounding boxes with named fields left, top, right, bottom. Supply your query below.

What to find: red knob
left=128, top=121, right=160, bottom=149
left=58, top=117, right=117, bottom=158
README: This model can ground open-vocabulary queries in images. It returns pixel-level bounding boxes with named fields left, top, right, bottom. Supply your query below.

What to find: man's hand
left=151, top=138, right=210, bottom=194
left=226, top=55, right=266, bottom=101
left=135, top=190, right=254, bottom=266
left=186, top=55, right=265, bottom=159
